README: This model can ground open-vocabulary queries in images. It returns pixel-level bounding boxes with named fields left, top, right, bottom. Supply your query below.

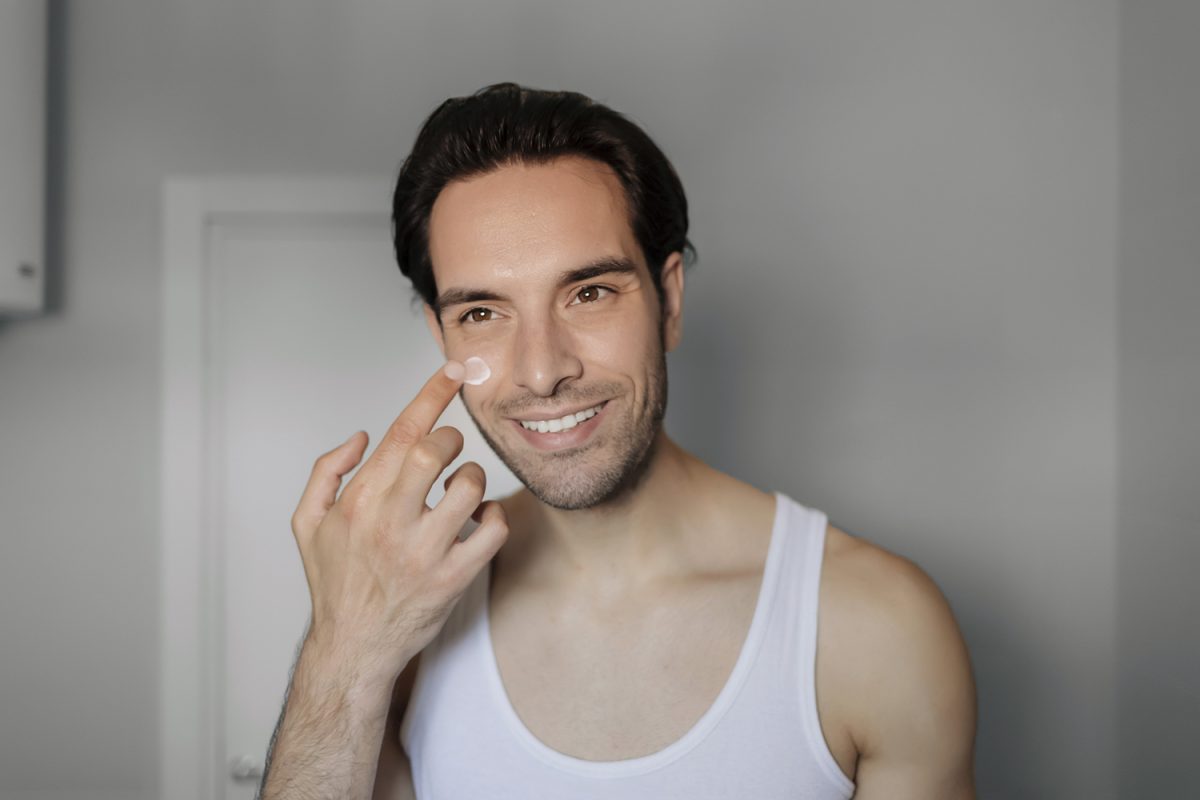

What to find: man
left=261, top=83, right=977, bottom=799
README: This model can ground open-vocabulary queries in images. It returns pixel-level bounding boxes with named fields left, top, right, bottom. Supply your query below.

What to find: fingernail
left=443, top=360, right=465, bottom=380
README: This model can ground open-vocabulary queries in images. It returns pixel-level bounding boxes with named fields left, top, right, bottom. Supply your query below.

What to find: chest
left=487, top=571, right=763, bottom=762
left=485, top=571, right=859, bottom=783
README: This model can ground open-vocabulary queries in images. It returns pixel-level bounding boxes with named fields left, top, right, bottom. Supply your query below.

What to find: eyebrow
left=433, top=256, right=640, bottom=318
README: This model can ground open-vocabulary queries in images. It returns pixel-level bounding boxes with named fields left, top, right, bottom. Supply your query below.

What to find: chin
left=502, top=426, right=662, bottom=512
left=517, top=465, right=631, bottom=511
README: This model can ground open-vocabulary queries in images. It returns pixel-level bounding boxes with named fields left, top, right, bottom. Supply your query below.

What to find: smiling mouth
left=513, top=400, right=608, bottom=433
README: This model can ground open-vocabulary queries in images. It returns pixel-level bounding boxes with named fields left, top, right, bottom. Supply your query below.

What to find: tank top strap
left=764, top=492, right=827, bottom=633
left=766, top=493, right=854, bottom=793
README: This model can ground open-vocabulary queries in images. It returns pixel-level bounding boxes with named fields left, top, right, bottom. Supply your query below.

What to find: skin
left=373, top=154, right=977, bottom=798
left=424, top=155, right=683, bottom=580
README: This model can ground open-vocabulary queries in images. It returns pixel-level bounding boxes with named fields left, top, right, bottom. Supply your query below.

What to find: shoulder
left=820, top=525, right=963, bottom=652
left=818, top=525, right=977, bottom=784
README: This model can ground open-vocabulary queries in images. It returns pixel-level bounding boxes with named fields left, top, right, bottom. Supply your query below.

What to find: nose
left=510, top=312, right=583, bottom=397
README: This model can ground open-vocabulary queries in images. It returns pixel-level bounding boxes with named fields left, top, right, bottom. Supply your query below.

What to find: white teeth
left=519, top=402, right=604, bottom=432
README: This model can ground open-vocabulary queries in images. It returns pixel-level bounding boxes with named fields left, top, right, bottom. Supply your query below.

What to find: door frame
left=159, top=176, right=391, bottom=800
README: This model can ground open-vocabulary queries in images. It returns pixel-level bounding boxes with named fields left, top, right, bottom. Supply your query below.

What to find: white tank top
left=399, top=490, right=856, bottom=799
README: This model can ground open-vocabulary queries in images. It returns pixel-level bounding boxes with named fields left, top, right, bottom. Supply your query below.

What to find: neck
left=505, top=430, right=718, bottom=599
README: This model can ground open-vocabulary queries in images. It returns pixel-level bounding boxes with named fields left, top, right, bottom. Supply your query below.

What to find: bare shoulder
left=821, top=525, right=964, bottom=645
left=818, top=525, right=977, bottom=796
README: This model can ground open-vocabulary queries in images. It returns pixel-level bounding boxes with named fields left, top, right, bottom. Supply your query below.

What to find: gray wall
left=0, top=1, right=1182, bottom=798
left=1117, top=0, right=1200, bottom=795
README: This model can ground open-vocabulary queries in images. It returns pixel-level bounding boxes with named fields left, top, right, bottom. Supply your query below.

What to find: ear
left=424, top=304, right=446, bottom=357
left=659, top=251, right=685, bottom=353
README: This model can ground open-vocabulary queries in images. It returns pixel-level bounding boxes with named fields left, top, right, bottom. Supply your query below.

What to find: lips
left=515, top=401, right=606, bottom=432
left=509, top=400, right=610, bottom=452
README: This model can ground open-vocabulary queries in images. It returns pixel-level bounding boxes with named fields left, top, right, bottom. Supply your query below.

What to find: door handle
left=230, top=754, right=264, bottom=782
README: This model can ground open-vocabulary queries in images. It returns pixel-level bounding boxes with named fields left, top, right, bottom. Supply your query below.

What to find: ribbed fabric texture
left=399, top=491, right=856, bottom=799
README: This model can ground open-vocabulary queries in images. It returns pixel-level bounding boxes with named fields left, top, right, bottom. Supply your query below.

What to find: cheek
left=571, top=299, right=659, bottom=375
left=445, top=335, right=507, bottom=367
left=447, top=337, right=508, bottom=406
left=575, top=317, right=650, bottom=375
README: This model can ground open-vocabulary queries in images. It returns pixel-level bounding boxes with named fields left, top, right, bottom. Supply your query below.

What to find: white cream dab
left=463, top=356, right=491, bottom=385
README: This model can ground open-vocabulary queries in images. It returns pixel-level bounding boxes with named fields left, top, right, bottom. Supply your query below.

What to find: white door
left=161, top=180, right=520, bottom=799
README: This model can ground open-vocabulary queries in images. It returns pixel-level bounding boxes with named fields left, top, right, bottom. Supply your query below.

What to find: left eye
left=460, top=307, right=494, bottom=324
left=572, top=285, right=612, bottom=304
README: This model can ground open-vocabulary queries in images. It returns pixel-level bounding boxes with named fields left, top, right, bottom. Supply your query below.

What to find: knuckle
left=336, top=486, right=368, bottom=521
left=312, top=451, right=333, bottom=471
left=488, top=518, right=511, bottom=540
left=433, top=425, right=464, bottom=447
left=484, top=514, right=510, bottom=539
left=406, top=440, right=444, bottom=472
left=480, top=501, right=503, bottom=523
left=453, top=469, right=485, bottom=497
left=390, top=416, right=425, bottom=448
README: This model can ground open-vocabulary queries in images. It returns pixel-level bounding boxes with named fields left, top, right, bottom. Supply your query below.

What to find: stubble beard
left=464, top=330, right=668, bottom=511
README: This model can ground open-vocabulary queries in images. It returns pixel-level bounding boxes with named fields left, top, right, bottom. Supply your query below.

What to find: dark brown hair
left=391, top=82, right=697, bottom=319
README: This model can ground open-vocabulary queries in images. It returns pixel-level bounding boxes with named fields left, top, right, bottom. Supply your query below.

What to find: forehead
left=427, top=155, right=641, bottom=281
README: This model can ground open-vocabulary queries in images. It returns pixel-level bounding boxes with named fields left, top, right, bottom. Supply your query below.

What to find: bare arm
left=371, top=654, right=422, bottom=800
left=827, top=544, right=977, bottom=799
left=258, top=635, right=399, bottom=800
left=371, top=717, right=416, bottom=800
left=258, top=361, right=508, bottom=799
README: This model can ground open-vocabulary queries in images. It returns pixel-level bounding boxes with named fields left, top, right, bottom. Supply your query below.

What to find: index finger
left=343, top=360, right=466, bottom=496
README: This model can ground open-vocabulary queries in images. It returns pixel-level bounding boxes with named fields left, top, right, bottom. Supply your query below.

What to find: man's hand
left=290, top=359, right=510, bottom=685
left=259, top=360, right=509, bottom=800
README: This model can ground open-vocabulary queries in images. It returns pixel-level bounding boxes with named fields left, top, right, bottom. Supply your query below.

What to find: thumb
left=290, top=431, right=367, bottom=543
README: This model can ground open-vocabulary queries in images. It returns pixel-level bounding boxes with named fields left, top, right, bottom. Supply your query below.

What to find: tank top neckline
left=477, top=489, right=791, bottom=778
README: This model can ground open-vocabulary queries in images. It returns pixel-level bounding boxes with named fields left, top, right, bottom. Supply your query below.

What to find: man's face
left=424, top=155, right=684, bottom=510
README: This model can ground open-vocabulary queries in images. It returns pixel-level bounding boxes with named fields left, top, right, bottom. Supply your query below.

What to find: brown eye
left=462, top=308, right=493, bottom=324
left=575, top=285, right=611, bottom=304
